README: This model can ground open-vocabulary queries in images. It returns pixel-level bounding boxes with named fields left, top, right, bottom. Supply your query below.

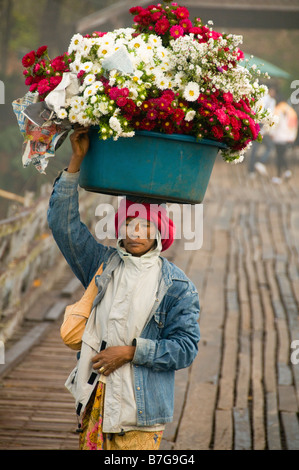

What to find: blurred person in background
left=248, top=87, right=276, bottom=178
left=270, top=99, right=298, bottom=184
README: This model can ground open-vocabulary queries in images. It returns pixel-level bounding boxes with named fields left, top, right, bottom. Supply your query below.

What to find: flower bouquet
left=16, top=0, right=275, bottom=200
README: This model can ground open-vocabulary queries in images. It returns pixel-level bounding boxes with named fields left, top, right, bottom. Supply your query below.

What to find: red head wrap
left=115, top=198, right=175, bottom=252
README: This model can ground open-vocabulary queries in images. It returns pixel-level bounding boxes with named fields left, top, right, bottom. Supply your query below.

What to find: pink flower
left=155, top=17, right=170, bottom=35
left=22, top=51, right=36, bottom=68
left=147, top=108, right=158, bottom=120
left=222, top=92, right=233, bottom=104
left=214, top=108, right=230, bottom=125
left=170, top=25, right=184, bottom=38
left=237, top=49, right=244, bottom=61
left=29, top=83, right=38, bottom=92
left=50, top=76, right=62, bottom=88
left=230, top=116, right=241, bottom=130
left=37, top=78, right=51, bottom=95
left=109, top=86, right=129, bottom=100
left=51, top=56, right=66, bottom=72
left=179, top=19, right=192, bottom=32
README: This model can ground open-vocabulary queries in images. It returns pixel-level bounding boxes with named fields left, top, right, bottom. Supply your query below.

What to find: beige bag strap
left=75, top=262, right=104, bottom=314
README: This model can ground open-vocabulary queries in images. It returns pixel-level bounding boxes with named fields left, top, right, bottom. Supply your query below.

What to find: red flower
left=116, top=96, right=128, bottom=107
left=155, top=17, right=170, bottom=35
left=124, top=99, right=137, bottom=115
left=162, top=120, right=175, bottom=134
left=157, top=97, right=170, bottom=111
left=147, top=108, right=158, bottom=120
left=172, top=108, right=185, bottom=125
left=211, top=125, right=224, bottom=140
left=181, top=120, right=193, bottom=133
left=129, top=6, right=143, bottom=14
left=25, top=76, right=33, bottom=86
left=22, top=51, right=36, bottom=68
left=174, top=6, right=189, bottom=20
left=161, top=89, right=175, bottom=103
left=140, top=118, right=156, bottom=130
left=36, top=46, right=48, bottom=58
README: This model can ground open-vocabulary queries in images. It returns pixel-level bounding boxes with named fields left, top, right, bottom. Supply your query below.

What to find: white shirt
left=95, top=233, right=164, bottom=433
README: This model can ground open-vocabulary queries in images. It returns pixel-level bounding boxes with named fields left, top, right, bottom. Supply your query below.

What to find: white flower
left=148, top=34, right=162, bottom=48
left=183, top=82, right=200, bottom=101
left=81, top=61, right=93, bottom=73
left=84, top=85, right=96, bottom=98
left=97, top=44, right=113, bottom=58
left=91, top=81, right=104, bottom=93
left=98, top=102, right=109, bottom=115
left=120, top=131, right=135, bottom=138
left=68, top=33, right=83, bottom=53
left=68, top=112, right=79, bottom=123
left=109, top=116, right=122, bottom=133
left=77, top=111, right=91, bottom=126
left=185, top=110, right=196, bottom=122
left=70, top=59, right=82, bottom=74
left=92, top=63, right=102, bottom=75
left=81, top=40, right=92, bottom=57
left=84, top=74, right=96, bottom=86
left=129, top=37, right=146, bottom=50
left=57, top=108, right=68, bottom=120
left=154, top=72, right=169, bottom=90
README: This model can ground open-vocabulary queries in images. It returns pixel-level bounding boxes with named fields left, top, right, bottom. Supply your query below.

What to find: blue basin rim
left=89, top=127, right=228, bottom=150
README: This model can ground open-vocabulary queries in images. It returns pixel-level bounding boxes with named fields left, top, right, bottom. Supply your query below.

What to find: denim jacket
left=47, top=170, right=200, bottom=427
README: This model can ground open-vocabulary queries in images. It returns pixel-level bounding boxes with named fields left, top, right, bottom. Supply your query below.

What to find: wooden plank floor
left=1, top=151, right=299, bottom=450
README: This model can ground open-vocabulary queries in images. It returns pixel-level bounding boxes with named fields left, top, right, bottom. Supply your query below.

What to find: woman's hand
left=68, top=125, right=90, bottom=173
left=92, top=346, right=136, bottom=376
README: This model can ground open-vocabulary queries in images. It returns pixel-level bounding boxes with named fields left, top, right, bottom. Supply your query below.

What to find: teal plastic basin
left=79, top=129, right=226, bottom=204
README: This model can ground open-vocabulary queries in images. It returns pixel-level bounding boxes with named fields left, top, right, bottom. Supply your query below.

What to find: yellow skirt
left=79, top=382, right=163, bottom=450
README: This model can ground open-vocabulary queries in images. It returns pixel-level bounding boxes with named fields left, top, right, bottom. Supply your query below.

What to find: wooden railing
left=0, top=185, right=104, bottom=343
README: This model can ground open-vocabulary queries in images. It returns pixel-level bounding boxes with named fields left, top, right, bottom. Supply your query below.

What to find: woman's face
left=120, top=217, right=157, bottom=257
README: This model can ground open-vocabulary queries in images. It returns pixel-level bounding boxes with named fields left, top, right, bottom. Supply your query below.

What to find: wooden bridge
left=0, top=149, right=299, bottom=450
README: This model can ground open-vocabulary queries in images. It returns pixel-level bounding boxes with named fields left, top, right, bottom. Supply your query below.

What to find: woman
left=47, top=127, right=200, bottom=450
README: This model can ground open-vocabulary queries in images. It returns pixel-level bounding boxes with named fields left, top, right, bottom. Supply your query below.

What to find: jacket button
left=137, top=386, right=140, bottom=391
left=139, top=410, right=142, bottom=414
